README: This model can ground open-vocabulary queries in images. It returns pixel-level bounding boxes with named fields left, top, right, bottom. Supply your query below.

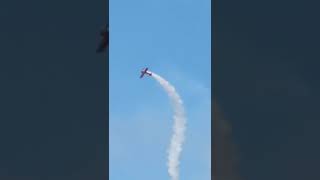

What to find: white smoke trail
left=150, top=72, right=186, bottom=180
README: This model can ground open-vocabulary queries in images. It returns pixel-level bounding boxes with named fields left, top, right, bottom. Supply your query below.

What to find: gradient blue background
left=109, top=0, right=211, bottom=179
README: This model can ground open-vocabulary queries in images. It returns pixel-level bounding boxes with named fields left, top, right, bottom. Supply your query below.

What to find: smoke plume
left=213, top=101, right=241, bottom=180
left=151, top=72, right=186, bottom=180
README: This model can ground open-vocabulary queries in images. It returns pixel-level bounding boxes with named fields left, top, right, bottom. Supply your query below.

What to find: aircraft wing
left=96, top=42, right=107, bottom=53
left=96, top=25, right=109, bottom=53
left=96, top=35, right=107, bottom=53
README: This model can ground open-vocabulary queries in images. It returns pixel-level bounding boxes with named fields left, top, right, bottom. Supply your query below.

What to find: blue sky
left=109, top=0, right=211, bottom=179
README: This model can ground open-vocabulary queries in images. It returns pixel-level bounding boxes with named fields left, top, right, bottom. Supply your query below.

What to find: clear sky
left=109, top=0, right=211, bottom=180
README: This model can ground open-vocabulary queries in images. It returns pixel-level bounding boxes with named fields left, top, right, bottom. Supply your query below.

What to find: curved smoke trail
left=151, top=72, right=186, bottom=180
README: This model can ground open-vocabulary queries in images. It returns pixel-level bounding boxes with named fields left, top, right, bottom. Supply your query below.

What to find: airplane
left=96, top=25, right=109, bottom=53
left=140, top=67, right=152, bottom=78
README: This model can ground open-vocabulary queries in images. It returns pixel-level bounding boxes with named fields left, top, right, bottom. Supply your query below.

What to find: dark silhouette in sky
left=213, top=101, right=241, bottom=180
left=96, top=25, right=109, bottom=53
left=0, top=0, right=108, bottom=179
left=215, top=0, right=320, bottom=179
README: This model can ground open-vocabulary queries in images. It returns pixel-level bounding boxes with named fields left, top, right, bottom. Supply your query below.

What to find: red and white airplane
left=140, top=67, right=152, bottom=78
